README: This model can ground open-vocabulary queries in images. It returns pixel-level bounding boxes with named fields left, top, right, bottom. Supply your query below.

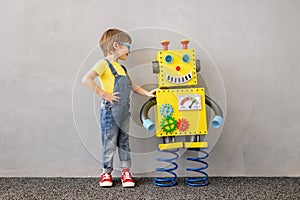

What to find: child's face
left=117, top=42, right=131, bottom=60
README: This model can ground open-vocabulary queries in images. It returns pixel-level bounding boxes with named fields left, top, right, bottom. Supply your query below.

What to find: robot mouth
left=165, top=71, right=193, bottom=84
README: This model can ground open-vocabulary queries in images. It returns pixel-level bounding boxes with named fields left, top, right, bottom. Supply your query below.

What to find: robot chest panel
left=155, top=88, right=208, bottom=137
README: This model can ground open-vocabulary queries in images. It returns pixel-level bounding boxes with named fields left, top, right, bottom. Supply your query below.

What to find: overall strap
left=120, top=65, right=130, bottom=79
left=120, top=65, right=128, bottom=74
left=104, top=59, right=119, bottom=78
left=104, top=59, right=129, bottom=78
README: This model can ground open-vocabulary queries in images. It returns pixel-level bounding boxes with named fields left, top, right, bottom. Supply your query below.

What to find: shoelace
left=123, top=172, right=132, bottom=180
left=102, top=174, right=111, bottom=180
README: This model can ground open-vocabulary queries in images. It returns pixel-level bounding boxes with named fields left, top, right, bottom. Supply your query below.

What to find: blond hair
left=99, top=29, right=132, bottom=56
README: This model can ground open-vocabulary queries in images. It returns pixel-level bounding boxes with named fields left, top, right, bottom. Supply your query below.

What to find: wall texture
left=0, top=0, right=299, bottom=177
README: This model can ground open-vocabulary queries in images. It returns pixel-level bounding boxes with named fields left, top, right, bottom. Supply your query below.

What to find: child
left=82, top=29, right=156, bottom=187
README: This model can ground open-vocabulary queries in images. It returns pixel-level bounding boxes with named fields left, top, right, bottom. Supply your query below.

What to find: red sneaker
left=121, top=170, right=135, bottom=187
left=100, top=173, right=113, bottom=187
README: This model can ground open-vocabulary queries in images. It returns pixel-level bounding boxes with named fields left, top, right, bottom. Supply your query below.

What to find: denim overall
left=100, top=59, right=132, bottom=174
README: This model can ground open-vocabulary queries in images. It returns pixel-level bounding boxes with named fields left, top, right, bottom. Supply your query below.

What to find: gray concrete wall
left=0, top=0, right=299, bottom=177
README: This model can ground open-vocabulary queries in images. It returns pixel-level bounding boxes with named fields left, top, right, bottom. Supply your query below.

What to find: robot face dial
left=164, top=54, right=173, bottom=64
left=182, top=54, right=190, bottom=63
left=157, top=48, right=197, bottom=88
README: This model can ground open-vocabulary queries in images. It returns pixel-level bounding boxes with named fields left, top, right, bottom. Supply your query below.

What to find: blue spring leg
left=154, top=149, right=179, bottom=187
left=185, top=148, right=209, bottom=187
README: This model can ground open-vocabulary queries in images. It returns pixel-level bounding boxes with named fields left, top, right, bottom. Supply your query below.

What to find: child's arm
left=132, top=80, right=157, bottom=98
left=82, top=70, right=120, bottom=103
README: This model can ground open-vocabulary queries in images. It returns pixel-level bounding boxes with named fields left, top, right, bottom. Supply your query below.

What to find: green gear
left=160, top=117, right=177, bottom=133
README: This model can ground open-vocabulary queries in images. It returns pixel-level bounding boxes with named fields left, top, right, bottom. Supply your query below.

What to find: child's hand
left=147, top=88, right=158, bottom=98
left=103, top=92, right=120, bottom=104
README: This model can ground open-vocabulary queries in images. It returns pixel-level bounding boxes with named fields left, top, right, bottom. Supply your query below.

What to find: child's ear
left=112, top=42, right=119, bottom=50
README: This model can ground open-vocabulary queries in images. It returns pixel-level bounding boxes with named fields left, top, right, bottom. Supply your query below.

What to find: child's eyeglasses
left=119, top=42, right=132, bottom=52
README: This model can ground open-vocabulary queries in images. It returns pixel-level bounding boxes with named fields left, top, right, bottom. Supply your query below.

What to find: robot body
left=156, top=88, right=208, bottom=150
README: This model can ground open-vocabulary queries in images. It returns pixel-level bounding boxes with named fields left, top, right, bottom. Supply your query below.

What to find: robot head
left=155, top=39, right=198, bottom=88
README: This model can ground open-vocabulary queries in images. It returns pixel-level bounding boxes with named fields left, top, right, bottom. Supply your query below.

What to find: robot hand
left=205, top=95, right=224, bottom=128
left=212, top=116, right=223, bottom=128
left=140, top=97, right=157, bottom=131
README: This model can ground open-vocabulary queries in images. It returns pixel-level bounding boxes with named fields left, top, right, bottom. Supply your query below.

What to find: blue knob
left=182, top=54, right=190, bottom=63
left=164, top=54, right=173, bottom=64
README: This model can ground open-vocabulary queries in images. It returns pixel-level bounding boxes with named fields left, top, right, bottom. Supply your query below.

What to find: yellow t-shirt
left=92, top=59, right=127, bottom=94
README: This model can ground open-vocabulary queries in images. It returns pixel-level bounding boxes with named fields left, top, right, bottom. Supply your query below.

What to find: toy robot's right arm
left=140, top=97, right=157, bottom=131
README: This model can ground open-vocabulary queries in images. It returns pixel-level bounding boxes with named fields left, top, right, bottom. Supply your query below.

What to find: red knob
left=176, top=66, right=181, bottom=71
left=161, top=40, right=170, bottom=50
left=181, top=39, right=190, bottom=49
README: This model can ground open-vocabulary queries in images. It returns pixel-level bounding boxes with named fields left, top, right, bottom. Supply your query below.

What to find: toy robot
left=140, top=39, right=223, bottom=187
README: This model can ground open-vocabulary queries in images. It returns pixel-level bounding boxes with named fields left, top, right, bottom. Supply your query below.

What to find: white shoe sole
left=100, top=181, right=113, bottom=187
left=122, top=181, right=135, bottom=187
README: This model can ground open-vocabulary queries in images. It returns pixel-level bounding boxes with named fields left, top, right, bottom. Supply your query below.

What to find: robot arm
left=205, top=95, right=224, bottom=128
left=140, top=97, right=157, bottom=131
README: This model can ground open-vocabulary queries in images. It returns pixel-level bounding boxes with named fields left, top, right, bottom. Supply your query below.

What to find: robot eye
left=182, top=54, right=190, bottom=63
left=164, top=54, right=173, bottom=64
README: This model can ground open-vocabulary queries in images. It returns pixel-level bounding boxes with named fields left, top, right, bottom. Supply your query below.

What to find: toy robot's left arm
left=205, top=95, right=223, bottom=128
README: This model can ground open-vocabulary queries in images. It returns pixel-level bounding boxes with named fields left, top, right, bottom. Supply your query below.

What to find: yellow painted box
left=155, top=88, right=208, bottom=137
left=157, top=49, right=197, bottom=88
